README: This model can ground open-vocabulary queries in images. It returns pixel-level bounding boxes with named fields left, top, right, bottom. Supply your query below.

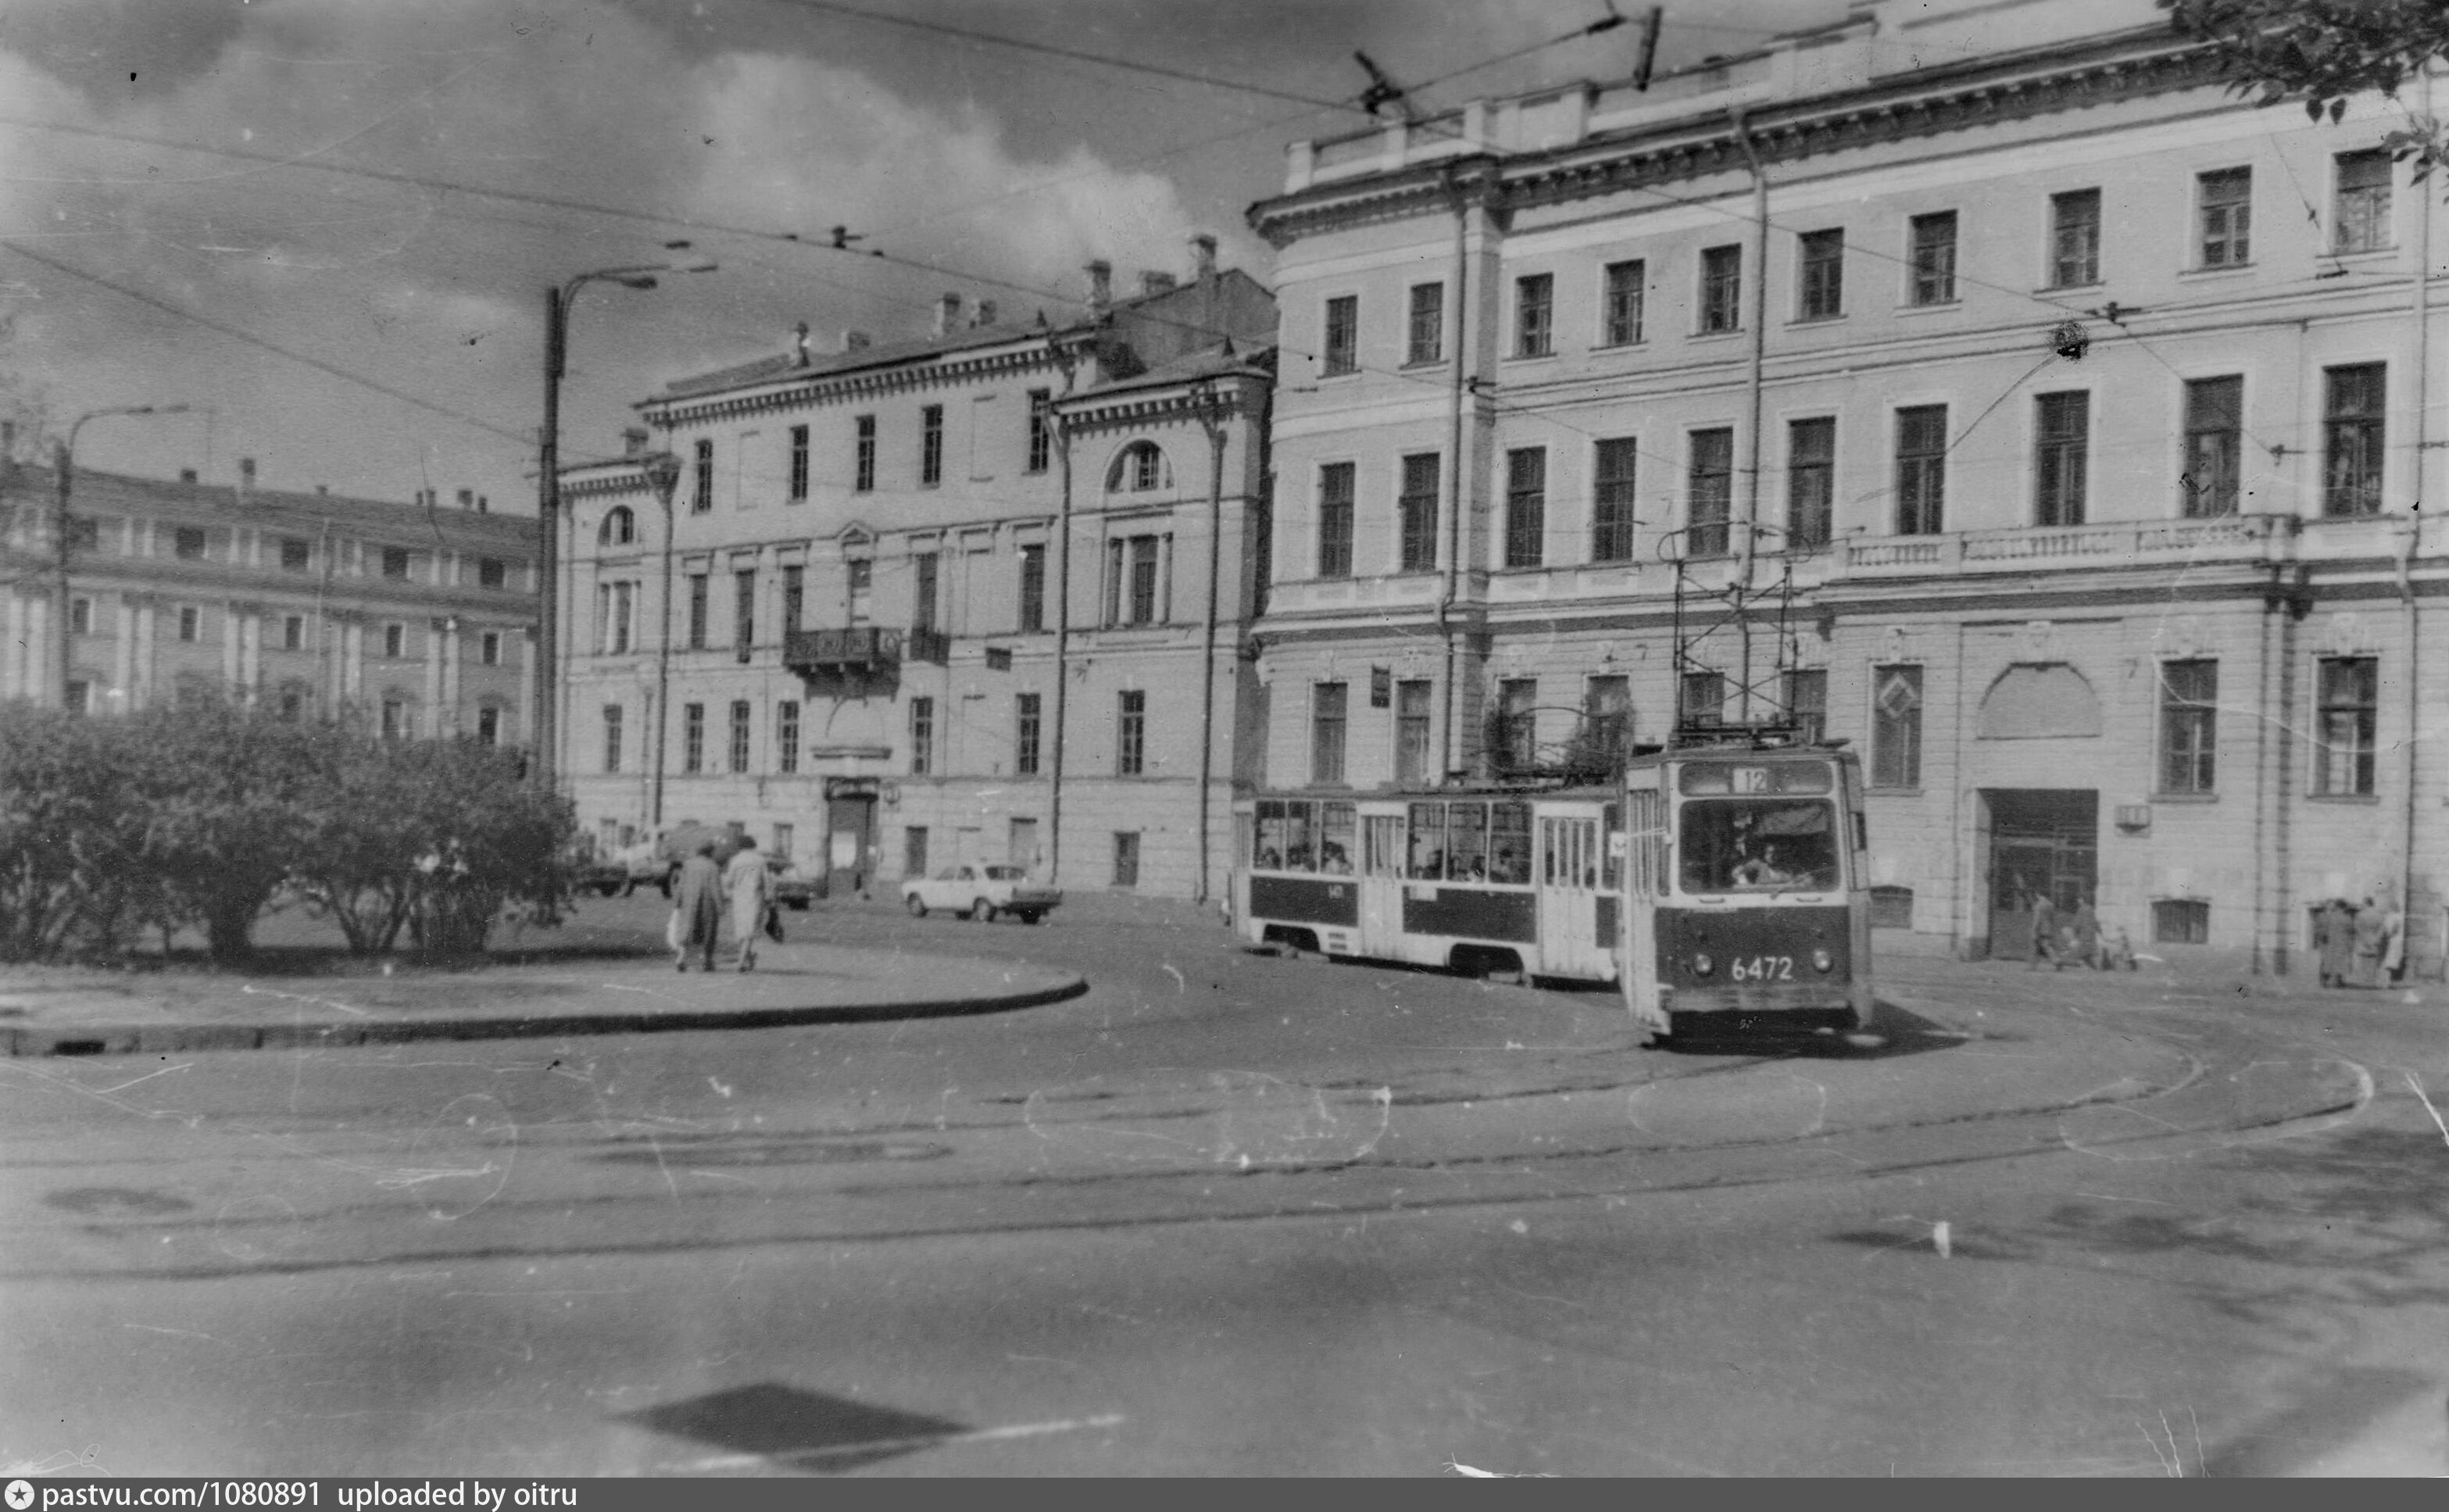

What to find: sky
left=0, top=0, right=1848, bottom=514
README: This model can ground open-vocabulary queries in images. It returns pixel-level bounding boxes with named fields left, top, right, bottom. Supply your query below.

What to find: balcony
left=782, top=626, right=949, bottom=678
left=1837, top=515, right=2289, bottom=580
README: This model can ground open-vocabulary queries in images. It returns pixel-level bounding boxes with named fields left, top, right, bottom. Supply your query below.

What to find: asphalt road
left=5, top=892, right=2445, bottom=1476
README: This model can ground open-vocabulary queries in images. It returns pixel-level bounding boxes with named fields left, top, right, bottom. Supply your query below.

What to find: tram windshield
left=1677, top=798, right=1839, bottom=893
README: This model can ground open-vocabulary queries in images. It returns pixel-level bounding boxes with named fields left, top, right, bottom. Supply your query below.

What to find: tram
left=1229, top=787, right=1623, bottom=984
left=1620, top=738, right=1873, bottom=1044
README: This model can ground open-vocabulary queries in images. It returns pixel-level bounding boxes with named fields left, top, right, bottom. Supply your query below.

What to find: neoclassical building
left=1, top=458, right=537, bottom=739
left=560, top=250, right=1275, bottom=900
left=1246, top=0, right=2444, bottom=976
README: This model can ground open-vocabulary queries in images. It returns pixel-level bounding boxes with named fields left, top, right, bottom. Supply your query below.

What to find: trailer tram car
left=1620, top=742, right=1873, bottom=1044
left=1230, top=788, right=1623, bottom=985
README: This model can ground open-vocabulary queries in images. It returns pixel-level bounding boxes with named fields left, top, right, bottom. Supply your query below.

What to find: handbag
left=763, top=901, right=785, bottom=943
left=665, top=908, right=685, bottom=953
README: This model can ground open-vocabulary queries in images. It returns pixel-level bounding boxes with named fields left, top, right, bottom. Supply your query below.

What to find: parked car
left=901, top=864, right=1062, bottom=923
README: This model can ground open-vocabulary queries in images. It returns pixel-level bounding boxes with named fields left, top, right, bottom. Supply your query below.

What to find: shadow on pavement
left=1655, top=998, right=1964, bottom=1061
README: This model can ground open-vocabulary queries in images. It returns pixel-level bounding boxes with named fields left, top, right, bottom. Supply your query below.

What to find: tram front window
left=1679, top=799, right=1838, bottom=893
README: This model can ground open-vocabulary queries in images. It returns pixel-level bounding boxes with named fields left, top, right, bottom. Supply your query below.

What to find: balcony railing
left=782, top=625, right=949, bottom=677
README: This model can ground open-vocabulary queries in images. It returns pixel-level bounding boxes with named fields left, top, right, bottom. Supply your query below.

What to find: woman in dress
left=724, top=835, right=776, bottom=973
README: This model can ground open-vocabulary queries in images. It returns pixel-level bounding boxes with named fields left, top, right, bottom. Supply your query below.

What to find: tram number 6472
left=1729, top=955, right=1794, bottom=983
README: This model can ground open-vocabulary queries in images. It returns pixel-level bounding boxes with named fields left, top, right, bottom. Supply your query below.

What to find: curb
left=1, top=974, right=1089, bottom=1058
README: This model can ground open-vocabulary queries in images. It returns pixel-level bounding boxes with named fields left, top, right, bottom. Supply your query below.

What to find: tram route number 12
left=1729, top=955, right=1793, bottom=982
left=1732, top=767, right=1769, bottom=793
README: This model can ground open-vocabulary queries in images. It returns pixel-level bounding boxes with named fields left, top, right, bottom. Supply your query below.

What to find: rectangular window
left=1797, top=228, right=1844, bottom=320
left=1504, top=448, right=1546, bottom=569
left=847, top=557, right=872, bottom=622
left=1323, top=295, right=1358, bottom=376
left=1496, top=678, right=1538, bottom=770
left=2153, top=899, right=2211, bottom=945
left=1870, top=885, right=1915, bottom=928
left=854, top=415, right=876, bottom=491
left=683, top=702, right=705, bottom=774
left=1602, top=259, right=1646, bottom=346
left=1872, top=664, right=1924, bottom=788
left=2323, top=363, right=2386, bottom=516
left=772, top=824, right=793, bottom=863
left=2183, top=376, right=2243, bottom=517
left=1700, top=245, right=1742, bottom=333
left=475, top=706, right=500, bottom=747
left=905, top=826, right=929, bottom=878
left=1896, top=405, right=1948, bottom=535
left=2034, top=391, right=2090, bottom=527
left=1407, top=283, right=1444, bottom=366
left=1514, top=273, right=1554, bottom=358
left=1103, top=538, right=1122, bottom=627
left=920, top=405, right=944, bottom=487
left=2199, top=167, right=2251, bottom=267
left=1786, top=417, right=1835, bottom=550
left=606, top=581, right=635, bottom=655
left=910, top=696, right=935, bottom=776
left=1117, top=689, right=1147, bottom=776
left=2315, top=656, right=2377, bottom=796
left=2159, top=659, right=2217, bottom=795
left=2334, top=148, right=2393, bottom=254
left=1398, top=453, right=1440, bottom=573
left=479, top=557, right=507, bottom=589
left=284, top=615, right=306, bottom=652
left=913, top=552, right=939, bottom=630
left=1593, top=438, right=1638, bottom=563
left=687, top=574, right=709, bottom=649
left=788, top=424, right=810, bottom=502
left=781, top=564, right=804, bottom=635
left=729, top=699, right=752, bottom=774
left=1395, top=679, right=1434, bottom=786
left=777, top=700, right=799, bottom=774
left=281, top=537, right=311, bottom=572
left=1317, top=462, right=1356, bottom=578
left=602, top=705, right=624, bottom=774
left=1312, top=682, right=1349, bottom=785
left=1028, top=389, right=1053, bottom=473
left=1687, top=428, right=1733, bottom=558
left=692, top=439, right=713, bottom=513
left=734, top=568, right=756, bottom=650
left=176, top=526, right=209, bottom=561
left=1582, top=675, right=1632, bottom=770
left=2048, top=188, right=2101, bottom=288
left=1017, top=544, right=1046, bottom=631
left=481, top=630, right=502, bottom=666
left=177, top=605, right=200, bottom=642
left=1679, top=670, right=1725, bottom=731
left=1015, top=692, right=1042, bottom=775
left=381, top=698, right=408, bottom=742
left=384, top=622, right=405, bottom=658
left=1909, top=211, right=1957, bottom=305
left=1112, top=831, right=1141, bottom=888
left=67, top=597, right=90, bottom=635
left=1783, top=668, right=1827, bottom=745
left=1127, top=535, right=1160, bottom=624
left=380, top=545, right=409, bottom=577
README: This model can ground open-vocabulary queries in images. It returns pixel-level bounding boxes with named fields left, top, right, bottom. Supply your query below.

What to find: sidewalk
left=0, top=942, right=1085, bottom=1057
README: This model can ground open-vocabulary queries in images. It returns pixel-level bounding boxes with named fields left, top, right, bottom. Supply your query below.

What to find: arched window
left=1105, top=441, right=1171, bottom=493
left=599, top=506, right=636, bottom=547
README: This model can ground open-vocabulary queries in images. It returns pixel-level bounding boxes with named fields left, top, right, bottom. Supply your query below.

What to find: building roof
left=27, top=466, right=540, bottom=552
left=1066, top=342, right=1277, bottom=402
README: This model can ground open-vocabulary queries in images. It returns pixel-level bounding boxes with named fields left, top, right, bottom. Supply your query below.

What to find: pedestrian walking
left=671, top=842, right=723, bottom=973
left=724, top=835, right=776, bottom=973
left=2317, top=898, right=2354, bottom=988
left=2350, top=895, right=2387, bottom=988
left=2069, top=896, right=2101, bottom=970
left=2029, top=891, right=2061, bottom=970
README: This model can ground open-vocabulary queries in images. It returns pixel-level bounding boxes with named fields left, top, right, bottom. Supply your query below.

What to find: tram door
left=1360, top=812, right=1406, bottom=953
left=1537, top=814, right=1608, bottom=979
left=1621, top=783, right=1669, bottom=1038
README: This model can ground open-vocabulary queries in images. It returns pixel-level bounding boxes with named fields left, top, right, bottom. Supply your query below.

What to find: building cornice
left=642, top=333, right=1099, bottom=430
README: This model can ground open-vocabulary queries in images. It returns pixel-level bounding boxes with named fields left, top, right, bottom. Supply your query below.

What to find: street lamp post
left=535, top=257, right=714, bottom=787
left=641, top=450, right=683, bottom=831
left=55, top=404, right=190, bottom=709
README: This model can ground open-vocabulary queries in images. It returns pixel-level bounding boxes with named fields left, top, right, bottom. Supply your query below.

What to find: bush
left=0, top=708, right=159, bottom=960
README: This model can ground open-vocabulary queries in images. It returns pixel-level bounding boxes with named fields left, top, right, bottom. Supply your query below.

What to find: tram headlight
left=1812, top=948, right=1834, bottom=973
left=1691, top=952, right=1714, bottom=978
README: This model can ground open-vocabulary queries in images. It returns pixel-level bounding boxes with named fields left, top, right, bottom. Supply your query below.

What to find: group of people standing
left=668, top=835, right=778, bottom=973
left=2315, top=895, right=2404, bottom=989
left=2026, top=892, right=2133, bottom=972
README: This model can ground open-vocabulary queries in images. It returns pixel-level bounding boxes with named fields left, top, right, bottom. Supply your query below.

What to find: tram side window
left=1255, top=799, right=1324, bottom=871
left=1284, top=802, right=1316, bottom=870
left=1254, top=800, right=1289, bottom=870
left=1679, top=799, right=1838, bottom=892
left=1447, top=802, right=1489, bottom=882
left=1603, top=802, right=1623, bottom=890
left=1488, top=802, right=1532, bottom=885
left=1408, top=802, right=1446, bottom=879
left=1320, top=802, right=1357, bottom=874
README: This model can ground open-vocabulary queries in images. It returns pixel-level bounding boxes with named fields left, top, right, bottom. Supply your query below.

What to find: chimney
left=457, top=487, right=474, bottom=510
left=238, top=457, right=256, bottom=501
left=1191, top=234, right=1218, bottom=280
left=972, top=298, right=998, bottom=327
left=623, top=427, right=649, bottom=458
left=842, top=329, right=871, bottom=353
left=477, top=495, right=489, bottom=514
left=1085, top=259, right=1113, bottom=315
left=1139, top=270, right=1178, bottom=298
left=932, top=292, right=963, bottom=338
left=180, top=467, right=198, bottom=484
left=793, top=321, right=812, bottom=365
left=316, top=484, right=329, bottom=496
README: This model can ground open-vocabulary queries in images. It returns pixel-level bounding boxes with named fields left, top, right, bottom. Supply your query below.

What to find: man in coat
left=724, top=834, right=776, bottom=973
left=2317, top=898, right=2354, bottom=988
left=672, top=842, right=724, bottom=973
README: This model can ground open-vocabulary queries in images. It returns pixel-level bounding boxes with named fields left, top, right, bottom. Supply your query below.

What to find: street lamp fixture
left=55, top=403, right=192, bottom=710
left=535, top=259, right=716, bottom=788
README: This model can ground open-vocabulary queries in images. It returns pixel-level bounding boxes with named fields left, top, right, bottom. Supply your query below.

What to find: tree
left=2166, top=0, right=2449, bottom=183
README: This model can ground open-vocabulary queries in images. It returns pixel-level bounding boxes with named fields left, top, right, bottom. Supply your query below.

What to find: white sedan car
left=901, top=864, right=1063, bottom=924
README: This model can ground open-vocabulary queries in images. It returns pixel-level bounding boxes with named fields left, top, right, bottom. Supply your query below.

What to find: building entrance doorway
left=824, top=780, right=878, bottom=899
left=1984, top=789, right=2098, bottom=960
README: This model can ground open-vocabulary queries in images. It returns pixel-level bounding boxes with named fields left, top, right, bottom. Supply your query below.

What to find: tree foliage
left=2167, top=0, right=2449, bottom=181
